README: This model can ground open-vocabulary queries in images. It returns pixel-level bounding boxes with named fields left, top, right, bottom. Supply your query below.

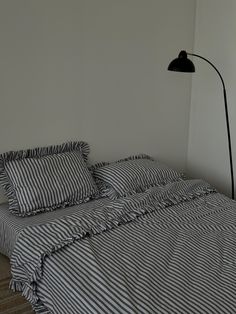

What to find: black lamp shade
left=168, top=50, right=195, bottom=73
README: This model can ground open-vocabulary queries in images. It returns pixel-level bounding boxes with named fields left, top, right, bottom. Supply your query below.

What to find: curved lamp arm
left=187, top=53, right=226, bottom=90
left=168, top=51, right=234, bottom=199
left=188, top=52, right=234, bottom=200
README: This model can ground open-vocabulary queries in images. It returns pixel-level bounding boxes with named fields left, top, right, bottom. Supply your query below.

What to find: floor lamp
left=168, top=50, right=234, bottom=200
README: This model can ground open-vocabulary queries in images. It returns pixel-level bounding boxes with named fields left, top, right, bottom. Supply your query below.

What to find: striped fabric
left=10, top=179, right=236, bottom=314
left=0, top=142, right=98, bottom=217
left=90, top=154, right=183, bottom=199
left=0, top=198, right=111, bottom=257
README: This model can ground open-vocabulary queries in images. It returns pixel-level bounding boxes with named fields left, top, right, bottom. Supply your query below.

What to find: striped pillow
left=0, top=141, right=99, bottom=217
left=90, top=154, right=183, bottom=199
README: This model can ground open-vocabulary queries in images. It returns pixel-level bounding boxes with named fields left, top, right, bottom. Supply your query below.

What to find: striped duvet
left=10, top=179, right=236, bottom=313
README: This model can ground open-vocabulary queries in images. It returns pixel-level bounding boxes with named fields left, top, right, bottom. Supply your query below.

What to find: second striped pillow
left=90, top=154, right=183, bottom=199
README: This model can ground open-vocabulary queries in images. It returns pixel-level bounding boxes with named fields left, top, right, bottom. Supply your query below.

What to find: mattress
left=0, top=198, right=111, bottom=258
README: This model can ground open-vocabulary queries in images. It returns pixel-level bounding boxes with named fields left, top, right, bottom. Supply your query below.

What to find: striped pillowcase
left=0, top=141, right=99, bottom=217
left=90, top=154, right=183, bottom=199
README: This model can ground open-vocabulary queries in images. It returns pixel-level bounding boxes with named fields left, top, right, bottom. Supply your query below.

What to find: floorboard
left=0, top=254, right=34, bottom=314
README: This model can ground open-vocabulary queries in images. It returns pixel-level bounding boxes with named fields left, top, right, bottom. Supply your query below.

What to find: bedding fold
left=10, top=179, right=216, bottom=312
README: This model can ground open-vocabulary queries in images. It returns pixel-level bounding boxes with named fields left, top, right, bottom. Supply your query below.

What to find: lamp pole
left=168, top=51, right=234, bottom=199
left=188, top=53, right=234, bottom=200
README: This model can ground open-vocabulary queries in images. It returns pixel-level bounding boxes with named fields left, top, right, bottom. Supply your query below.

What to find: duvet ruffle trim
left=10, top=180, right=216, bottom=312
left=96, top=177, right=185, bottom=200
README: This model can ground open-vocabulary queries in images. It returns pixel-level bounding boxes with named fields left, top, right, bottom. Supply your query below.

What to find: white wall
left=0, top=0, right=196, bottom=203
left=187, top=0, right=236, bottom=197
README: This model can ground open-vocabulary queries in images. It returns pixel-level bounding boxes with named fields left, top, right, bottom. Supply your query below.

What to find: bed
left=0, top=142, right=236, bottom=314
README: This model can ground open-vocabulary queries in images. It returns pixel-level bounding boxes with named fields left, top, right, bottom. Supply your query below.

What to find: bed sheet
left=0, top=198, right=110, bottom=257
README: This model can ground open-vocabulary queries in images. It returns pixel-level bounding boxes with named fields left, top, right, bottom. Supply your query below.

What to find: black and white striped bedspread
left=10, top=179, right=236, bottom=314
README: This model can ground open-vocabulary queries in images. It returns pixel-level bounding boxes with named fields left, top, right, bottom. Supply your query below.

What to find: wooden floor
left=0, top=254, right=10, bottom=281
left=0, top=254, right=34, bottom=313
